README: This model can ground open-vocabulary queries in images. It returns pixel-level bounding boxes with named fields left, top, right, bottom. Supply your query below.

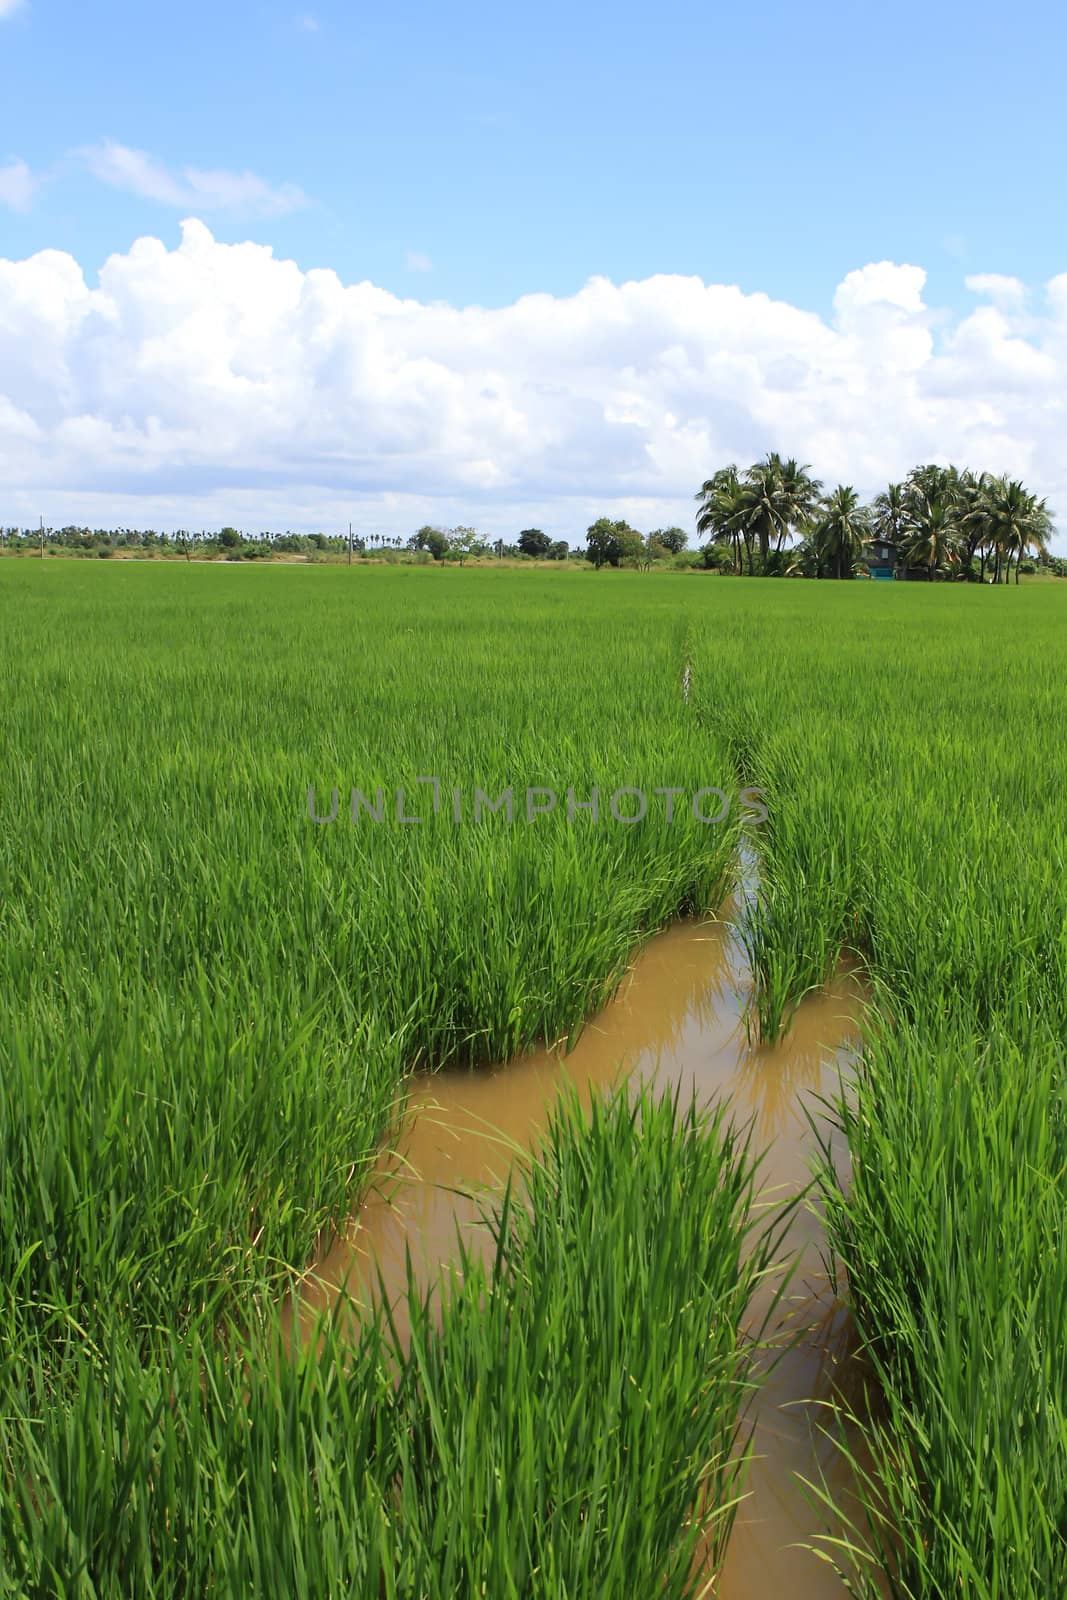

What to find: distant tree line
left=407, top=526, right=574, bottom=562
left=0, top=523, right=577, bottom=565
left=0, top=525, right=376, bottom=560
left=1, top=469, right=1059, bottom=582
left=693, top=455, right=1055, bottom=582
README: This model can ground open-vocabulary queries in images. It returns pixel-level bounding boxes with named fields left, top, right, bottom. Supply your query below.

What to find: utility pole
left=348, top=521, right=353, bottom=566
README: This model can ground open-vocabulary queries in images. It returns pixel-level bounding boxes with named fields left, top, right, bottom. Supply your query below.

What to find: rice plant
left=5, top=561, right=1065, bottom=1593
left=387, top=1080, right=784, bottom=1598
left=0, top=1083, right=775, bottom=1599
left=0, top=562, right=751, bottom=1593
left=690, top=580, right=1067, bottom=1595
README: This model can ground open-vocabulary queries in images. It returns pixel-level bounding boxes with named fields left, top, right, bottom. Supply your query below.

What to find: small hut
left=865, top=536, right=898, bottom=580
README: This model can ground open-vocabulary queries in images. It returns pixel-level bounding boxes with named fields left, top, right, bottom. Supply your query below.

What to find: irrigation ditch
left=292, top=868, right=883, bottom=1596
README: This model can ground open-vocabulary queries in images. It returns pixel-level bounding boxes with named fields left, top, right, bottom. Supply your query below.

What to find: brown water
left=301, top=913, right=875, bottom=1596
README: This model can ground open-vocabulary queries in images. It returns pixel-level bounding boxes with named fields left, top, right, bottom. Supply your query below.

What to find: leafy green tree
left=448, top=526, right=487, bottom=565
left=517, top=528, right=552, bottom=558
left=408, top=525, right=450, bottom=560
left=584, top=518, right=643, bottom=568
left=649, top=526, right=688, bottom=554
left=636, top=533, right=672, bottom=570
left=547, top=540, right=570, bottom=561
left=219, top=526, right=242, bottom=549
left=699, top=541, right=734, bottom=571
left=585, top=518, right=616, bottom=568
left=616, top=528, right=645, bottom=566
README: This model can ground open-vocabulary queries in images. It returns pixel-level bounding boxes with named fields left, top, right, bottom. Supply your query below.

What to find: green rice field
left=1, top=560, right=1065, bottom=1596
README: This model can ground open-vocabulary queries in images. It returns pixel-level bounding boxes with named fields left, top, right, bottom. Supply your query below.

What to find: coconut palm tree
left=952, top=468, right=991, bottom=579
left=741, top=453, right=823, bottom=573
left=871, top=481, right=908, bottom=548
left=695, top=465, right=748, bottom=574
left=983, top=478, right=1052, bottom=583
left=896, top=464, right=968, bottom=578
left=901, top=496, right=959, bottom=580
left=905, top=463, right=963, bottom=511
left=775, top=457, right=824, bottom=555
left=812, top=485, right=871, bottom=579
left=785, top=537, right=819, bottom=578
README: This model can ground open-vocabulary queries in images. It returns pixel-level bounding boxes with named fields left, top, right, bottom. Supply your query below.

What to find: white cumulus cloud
left=0, top=220, right=1064, bottom=547
left=965, top=273, right=1028, bottom=308
left=79, top=142, right=308, bottom=218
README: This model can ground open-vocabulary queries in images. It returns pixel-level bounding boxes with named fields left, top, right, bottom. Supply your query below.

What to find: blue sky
left=3, top=0, right=1063, bottom=313
left=1, top=0, right=1066, bottom=545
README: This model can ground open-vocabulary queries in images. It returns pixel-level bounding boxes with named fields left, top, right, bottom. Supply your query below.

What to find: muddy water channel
left=308, top=914, right=873, bottom=1596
